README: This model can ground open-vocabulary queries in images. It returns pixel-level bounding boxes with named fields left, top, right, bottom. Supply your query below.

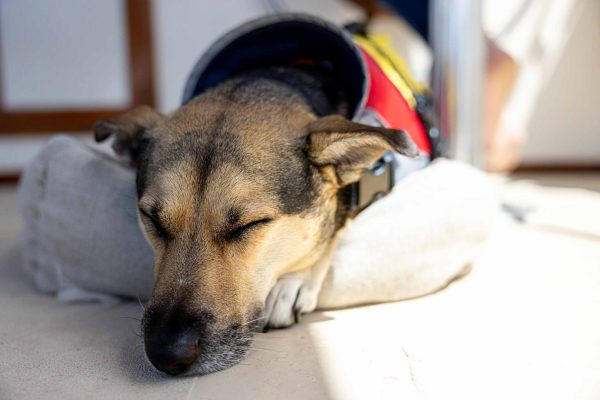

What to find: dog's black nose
left=143, top=307, right=210, bottom=375
left=145, top=330, right=199, bottom=375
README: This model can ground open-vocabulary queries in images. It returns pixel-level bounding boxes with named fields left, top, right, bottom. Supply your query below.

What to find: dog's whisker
left=120, top=316, right=142, bottom=322
left=246, top=315, right=268, bottom=324
left=238, top=316, right=268, bottom=328
left=249, top=346, right=280, bottom=353
left=252, top=332, right=283, bottom=338
left=136, top=295, right=146, bottom=312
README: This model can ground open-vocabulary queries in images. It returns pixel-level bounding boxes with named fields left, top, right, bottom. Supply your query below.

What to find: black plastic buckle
left=350, top=151, right=395, bottom=212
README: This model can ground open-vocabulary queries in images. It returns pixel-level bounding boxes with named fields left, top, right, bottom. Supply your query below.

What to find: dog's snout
left=143, top=308, right=212, bottom=375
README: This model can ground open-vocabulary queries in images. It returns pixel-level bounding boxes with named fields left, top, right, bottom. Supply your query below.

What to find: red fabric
left=359, top=48, right=431, bottom=155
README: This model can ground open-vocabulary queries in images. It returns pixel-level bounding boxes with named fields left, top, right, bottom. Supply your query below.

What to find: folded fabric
left=17, top=136, right=498, bottom=307
left=18, top=136, right=154, bottom=303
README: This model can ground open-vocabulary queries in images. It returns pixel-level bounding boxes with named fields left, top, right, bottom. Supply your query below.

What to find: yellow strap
left=353, top=34, right=426, bottom=108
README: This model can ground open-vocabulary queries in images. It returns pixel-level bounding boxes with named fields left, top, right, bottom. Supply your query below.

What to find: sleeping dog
left=94, top=15, right=432, bottom=376
left=94, top=68, right=418, bottom=376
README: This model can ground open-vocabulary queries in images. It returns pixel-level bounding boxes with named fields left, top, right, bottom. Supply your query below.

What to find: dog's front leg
left=265, top=239, right=338, bottom=329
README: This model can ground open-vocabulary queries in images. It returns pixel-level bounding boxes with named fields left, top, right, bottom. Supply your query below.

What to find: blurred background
left=0, top=0, right=598, bottom=179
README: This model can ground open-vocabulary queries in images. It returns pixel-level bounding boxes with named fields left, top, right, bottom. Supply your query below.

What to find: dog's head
left=95, top=78, right=417, bottom=375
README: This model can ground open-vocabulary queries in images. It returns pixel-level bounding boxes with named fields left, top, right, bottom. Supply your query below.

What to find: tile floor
left=1, top=172, right=599, bottom=400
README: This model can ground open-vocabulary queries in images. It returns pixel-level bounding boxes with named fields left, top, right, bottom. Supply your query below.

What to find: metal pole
left=430, top=0, right=485, bottom=167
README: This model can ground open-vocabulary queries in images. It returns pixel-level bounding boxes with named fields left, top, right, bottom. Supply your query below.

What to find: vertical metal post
left=430, top=0, right=485, bottom=167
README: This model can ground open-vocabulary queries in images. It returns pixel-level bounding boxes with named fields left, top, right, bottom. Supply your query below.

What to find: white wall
left=521, top=0, right=600, bottom=164
left=0, top=0, right=598, bottom=174
left=0, top=0, right=130, bottom=111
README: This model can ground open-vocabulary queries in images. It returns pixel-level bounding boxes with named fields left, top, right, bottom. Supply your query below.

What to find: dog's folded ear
left=93, top=106, right=164, bottom=164
left=307, top=115, right=419, bottom=186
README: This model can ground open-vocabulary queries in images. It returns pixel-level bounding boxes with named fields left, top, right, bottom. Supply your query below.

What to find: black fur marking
left=197, top=147, right=215, bottom=189
left=274, top=138, right=319, bottom=215
left=135, top=135, right=156, bottom=198
left=226, top=208, right=240, bottom=225
left=334, top=185, right=353, bottom=231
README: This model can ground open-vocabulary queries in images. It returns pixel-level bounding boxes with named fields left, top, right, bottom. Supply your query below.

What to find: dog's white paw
left=265, top=277, right=319, bottom=329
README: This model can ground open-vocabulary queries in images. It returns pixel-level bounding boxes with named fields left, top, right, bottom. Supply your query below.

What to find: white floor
left=1, top=173, right=600, bottom=400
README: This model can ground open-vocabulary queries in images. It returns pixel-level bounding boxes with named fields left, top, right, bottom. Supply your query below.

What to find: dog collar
left=181, top=14, right=444, bottom=213
left=347, top=28, right=441, bottom=211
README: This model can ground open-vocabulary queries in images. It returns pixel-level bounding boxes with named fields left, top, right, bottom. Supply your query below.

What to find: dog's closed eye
left=139, top=208, right=170, bottom=240
left=224, top=218, right=273, bottom=243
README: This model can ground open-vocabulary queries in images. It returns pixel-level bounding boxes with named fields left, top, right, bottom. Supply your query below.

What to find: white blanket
left=17, top=136, right=498, bottom=307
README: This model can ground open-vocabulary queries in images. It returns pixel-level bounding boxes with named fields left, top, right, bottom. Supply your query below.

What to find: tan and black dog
left=94, top=67, right=417, bottom=375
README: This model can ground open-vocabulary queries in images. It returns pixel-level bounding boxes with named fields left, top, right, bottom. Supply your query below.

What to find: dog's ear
left=93, top=106, right=164, bottom=164
left=307, top=115, right=419, bottom=186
